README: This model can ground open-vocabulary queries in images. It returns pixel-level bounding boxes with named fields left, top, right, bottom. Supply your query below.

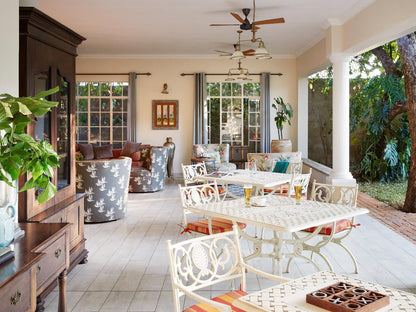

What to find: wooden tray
left=306, top=282, right=389, bottom=312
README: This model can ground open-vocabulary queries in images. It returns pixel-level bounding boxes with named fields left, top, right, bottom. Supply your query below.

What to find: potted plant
left=271, top=96, right=294, bottom=153
left=0, top=86, right=60, bottom=204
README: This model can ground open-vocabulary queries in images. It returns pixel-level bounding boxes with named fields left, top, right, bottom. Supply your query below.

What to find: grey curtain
left=193, top=73, right=207, bottom=144
left=260, top=72, right=271, bottom=153
left=128, top=72, right=137, bottom=142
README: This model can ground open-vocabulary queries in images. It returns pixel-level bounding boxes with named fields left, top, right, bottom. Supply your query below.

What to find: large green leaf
left=37, top=181, right=57, bottom=204
left=34, top=86, right=59, bottom=100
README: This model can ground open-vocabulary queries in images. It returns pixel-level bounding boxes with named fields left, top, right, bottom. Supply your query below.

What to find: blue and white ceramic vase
left=0, top=180, right=18, bottom=247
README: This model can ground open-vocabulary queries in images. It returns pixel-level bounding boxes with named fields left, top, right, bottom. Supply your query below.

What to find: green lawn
left=359, top=181, right=407, bottom=209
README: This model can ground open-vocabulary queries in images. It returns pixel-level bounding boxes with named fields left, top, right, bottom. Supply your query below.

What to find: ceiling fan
left=215, top=31, right=255, bottom=58
left=210, top=0, right=285, bottom=32
left=215, top=30, right=255, bottom=59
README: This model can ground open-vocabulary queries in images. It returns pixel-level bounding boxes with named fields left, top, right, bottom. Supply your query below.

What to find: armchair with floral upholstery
left=192, top=144, right=236, bottom=172
left=247, top=151, right=302, bottom=172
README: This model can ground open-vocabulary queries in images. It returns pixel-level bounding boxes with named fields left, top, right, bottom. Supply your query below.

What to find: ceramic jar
left=163, top=137, right=175, bottom=178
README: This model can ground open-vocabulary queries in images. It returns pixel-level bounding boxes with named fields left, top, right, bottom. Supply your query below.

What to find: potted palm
left=0, top=87, right=59, bottom=246
left=271, top=96, right=293, bottom=153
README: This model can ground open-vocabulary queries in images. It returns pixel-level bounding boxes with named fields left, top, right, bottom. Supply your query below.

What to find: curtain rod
left=76, top=73, right=151, bottom=76
left=180, top=73, right=282, bottom=76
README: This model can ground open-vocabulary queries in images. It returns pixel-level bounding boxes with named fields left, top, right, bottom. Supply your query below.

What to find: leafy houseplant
left=0, top=87, right=60, bottom=204
left=272, top=97, right=293, bottom=140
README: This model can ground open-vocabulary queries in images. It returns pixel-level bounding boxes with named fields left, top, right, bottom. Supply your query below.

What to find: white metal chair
left=178, top=182, right=246, bottom=235
left=286, top=168, right=312, bottom=198
left=166, top=226, right=292, bottom=312
left=270, top=168, right=312, bottom=197
left=292, top=180, right=360, bottom=273
left=181, top=162, right=208, bottom=186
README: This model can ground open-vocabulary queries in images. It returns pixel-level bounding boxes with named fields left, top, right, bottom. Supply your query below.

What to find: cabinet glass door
left=57, top=74, right=70, bottom=189
left=33, top=73, right=51, bottom=144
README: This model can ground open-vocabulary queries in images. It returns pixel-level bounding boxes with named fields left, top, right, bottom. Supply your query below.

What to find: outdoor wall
left=0, top=0, right=18, bottom=96
left=76, top=57, right=297, bottom=178
left=343, top=0, right=416, bottom=55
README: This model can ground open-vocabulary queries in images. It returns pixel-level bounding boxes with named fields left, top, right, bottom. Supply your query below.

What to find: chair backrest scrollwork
left=181, top=163, right=207, bottom=186
left=310, top=180, right=358, bottom=207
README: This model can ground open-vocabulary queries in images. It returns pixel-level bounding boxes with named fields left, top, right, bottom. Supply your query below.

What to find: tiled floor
left=44, top=180, right=416, bottom=311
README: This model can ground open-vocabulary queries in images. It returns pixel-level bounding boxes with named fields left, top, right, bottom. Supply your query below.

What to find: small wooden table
left=235, top=271, right=416, bottom=311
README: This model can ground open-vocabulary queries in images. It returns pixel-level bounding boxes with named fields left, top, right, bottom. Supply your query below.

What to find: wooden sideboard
left=0, top=223, right=71, bottom=312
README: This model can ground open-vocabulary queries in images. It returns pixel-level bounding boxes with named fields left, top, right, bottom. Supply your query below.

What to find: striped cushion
left=184, top=290, right=248, bottom=312
left=187, top=218, right=247, bottom=235
left=264, top=185, right=288, bottom=194
left=302, top=219, right=352, bottom=235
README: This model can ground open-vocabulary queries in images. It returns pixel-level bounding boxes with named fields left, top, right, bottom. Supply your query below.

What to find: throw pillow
left=120, top=141, right=142, bottom=156
left=139, top=146, right=152, bottom=170
left=93, top=144, right=113, bottom=159
left=78, top=143, right=94, bottom=160
left=273, top=161, right=289, bottom=173
left=130, top=151, right=141, bottom=162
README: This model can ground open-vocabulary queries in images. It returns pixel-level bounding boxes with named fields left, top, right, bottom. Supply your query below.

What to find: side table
left=191, top=157, right=216, bottom=173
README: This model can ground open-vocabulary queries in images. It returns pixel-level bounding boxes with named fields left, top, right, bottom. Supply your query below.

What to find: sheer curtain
left=260, top=72, right=271, bottom=153
left=193, top=73, right=207, bottom=144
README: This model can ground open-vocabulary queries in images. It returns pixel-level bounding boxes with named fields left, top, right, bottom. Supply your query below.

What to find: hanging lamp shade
left=225, top=71, right=235, bottom=81
left=230, top=44, right=246, bottom=60
left=254, top=41, right=268, bottom=55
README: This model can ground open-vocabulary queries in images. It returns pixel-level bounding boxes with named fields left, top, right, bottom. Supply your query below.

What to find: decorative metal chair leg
left=338, top=243, right=359, bottom=273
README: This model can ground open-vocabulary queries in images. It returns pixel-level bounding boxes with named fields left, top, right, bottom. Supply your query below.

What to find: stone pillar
left=327, top=54, right=356, bottom=185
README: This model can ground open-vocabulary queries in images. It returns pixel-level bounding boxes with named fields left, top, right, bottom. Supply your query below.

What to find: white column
left=297, top=77, right=308, bottom=158
left=327, top=54, right=355, bottom=185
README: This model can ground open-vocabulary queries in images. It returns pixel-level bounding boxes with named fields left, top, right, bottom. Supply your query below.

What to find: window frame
left=75, top=81, right=129, bottom=149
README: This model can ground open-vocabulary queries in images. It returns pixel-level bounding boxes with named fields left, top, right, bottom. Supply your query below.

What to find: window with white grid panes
left=76, top=82, right=128, bottom=149
left=207, top=82, right=261, bottom=152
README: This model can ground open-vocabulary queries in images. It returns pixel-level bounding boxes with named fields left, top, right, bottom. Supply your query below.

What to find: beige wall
left=297, top=0, right=416, bottom=77
left=76, top=57, right=297, bottom=177
left=1, top=0, right=18, bottom=96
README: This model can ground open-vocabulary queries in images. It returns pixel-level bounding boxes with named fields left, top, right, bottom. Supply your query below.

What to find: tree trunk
left=397, top=33, right=416, bottom=213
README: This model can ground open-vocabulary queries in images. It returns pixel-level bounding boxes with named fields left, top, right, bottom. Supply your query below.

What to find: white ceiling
left=38, top=0, right=375, bottom=58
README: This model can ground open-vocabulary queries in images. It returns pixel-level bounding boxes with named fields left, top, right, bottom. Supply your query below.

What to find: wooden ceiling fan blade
left=253, top=25, right=260, bottom=30
left=253, top=17, right=285, bottom=25
left=215, top=50, right=232, bottom=56
left=243, top=49, right=256, bottom=55
left=210, top=23, right=240, bottom=26
left=231, top=12, right=246, bottom=24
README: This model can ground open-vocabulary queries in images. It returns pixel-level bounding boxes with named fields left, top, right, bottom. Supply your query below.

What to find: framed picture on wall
left=152, top=100, right=179, bottom=130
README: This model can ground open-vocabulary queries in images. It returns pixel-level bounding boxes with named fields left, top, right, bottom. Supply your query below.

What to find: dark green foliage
left=272, top=97, right=293, bottom=140
left=0, top=87, right=60, bottom=203
left=350, top=72, right=408, bottom=182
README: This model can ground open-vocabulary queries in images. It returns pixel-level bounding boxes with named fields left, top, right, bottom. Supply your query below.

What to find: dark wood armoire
left=18, top=6, right=88, bottom=305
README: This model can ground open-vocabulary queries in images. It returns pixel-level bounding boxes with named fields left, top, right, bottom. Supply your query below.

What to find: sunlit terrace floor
left=44, top=179, right=416, bottom=312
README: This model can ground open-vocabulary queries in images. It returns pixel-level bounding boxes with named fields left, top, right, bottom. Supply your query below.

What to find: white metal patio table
left=195, top=169, right=292, bottom=196
left=234, top=270, right=416, bottom=311
left=185, top=195, right=369, bottom=275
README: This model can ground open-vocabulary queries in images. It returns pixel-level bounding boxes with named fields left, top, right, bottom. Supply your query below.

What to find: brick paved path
left=358, top=191, right=416, bottom=245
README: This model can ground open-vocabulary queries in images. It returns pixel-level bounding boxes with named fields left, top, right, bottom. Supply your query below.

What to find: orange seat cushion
left=264, top=184, right=288, bottom=194
left=302, top=218, right=352, bottom=235
left=187, top=218, right=247, bottom=235
left=184, top=290, right=248, bottom=312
